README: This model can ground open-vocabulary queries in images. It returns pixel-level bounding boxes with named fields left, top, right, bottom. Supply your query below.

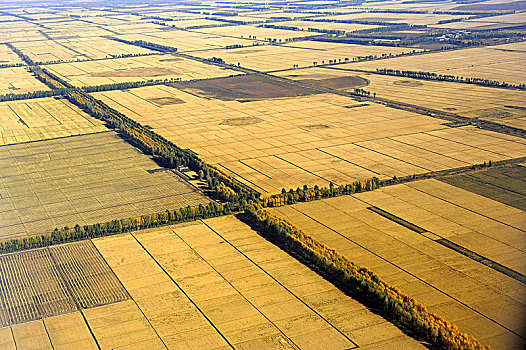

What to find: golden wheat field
left=0, top=1, right=525, bottom=349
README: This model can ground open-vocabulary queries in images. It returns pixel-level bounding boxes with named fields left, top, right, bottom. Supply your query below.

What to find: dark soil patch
left=147, top=97, right=185, bottom=105
left=393, top=80, right=423, bottom=87
left=301, top=75, right=369, bottom=90
left=220, top=117, right=263, bottom=126
left=443, top=107, right=457, bottom=111
left=170, top=74, right=318, bottom=101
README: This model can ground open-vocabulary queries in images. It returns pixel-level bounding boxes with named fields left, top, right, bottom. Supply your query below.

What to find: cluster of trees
left=241, top=204, right=489, bottom=350
left=262, top=178, right=381, bottom=207
left=376, top=68, right=525, bottom=90
left=353, top=88, right=374, bottom=97
left=0, top=202, right=230, bottom=254
left=0, top=63, right=23, bottom=69
left=112, top=38, right=177, bottom=53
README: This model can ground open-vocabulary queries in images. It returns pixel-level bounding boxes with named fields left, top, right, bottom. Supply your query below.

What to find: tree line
left=376, top=68, right=525, bottom=90
left=111, top=38, right=177, bottom=53
left=241, top=204, right=490, bottom=350
left=0, top=202, right=230, bottom=253
left=261, top=178, right=381, bottom=207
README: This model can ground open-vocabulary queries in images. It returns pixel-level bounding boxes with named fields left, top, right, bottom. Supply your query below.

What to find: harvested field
left=342, top=41, right=526, bottom=86
left=93, top=85, right=526, bottom=195
left=191, top=41, right=423, bottom=72
left=91, top=215, right=424, bottom=349
left=43, top=54, right=240, bottom=87
left=0, top=248, right=75, bottom=327
left=0, top=132, right=208, bottom=240
left=0, top=240, right=127, bottom=327
left=146, top=96, right=184, bottom=105
left=0, top=97, right=107, bottom=146
left=189, top=24, right=323, bottom=42
left=172, top=74, right=318, bottom=101
left=0, top=66, right=50, bottom=95
left=50, top=241, right=129, bottom=309
left=439, top=165, right=526, bottom=211
left=269, top=184, right=526, bottom=350
left=0, top=44, right=23, bottom=65
left=276, top=67, right=526, bottom=129
left=316, top=11, right=467, bottom=26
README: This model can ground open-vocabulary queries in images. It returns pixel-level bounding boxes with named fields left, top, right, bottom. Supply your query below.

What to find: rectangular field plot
left=43, top=54, right=240, bottom=87
left=356, top=179, right=526, bottom=274
left=93, top=84, right=526, bottom=195
left=50, top=241, right=129, bottom=309
left=0, top=248, right=75, bottom=327
left=439, top=165, right=526, bottom=211
left=93, top=216, right=423, bottom=349
left=275, top=67, right=526, bottom=129
left=0, top=240, right=128, bottom=328
left=0, top=132, right=209, bottom=240
left=269, top=193, right=526, bottom=350
left=192, top=41, right=422, bottom=72
left=189, top=24, right=323, bottom=42
left=343, top=41, right=526, bottom=86
left=0, top=67, right=50, bottom=96
left=0, top=97, right=107, bottom=146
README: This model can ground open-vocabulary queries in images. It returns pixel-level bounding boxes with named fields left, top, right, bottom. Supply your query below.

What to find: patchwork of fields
left=0, top=132, right=208, bottom=239
left=1, top=217, right=425, bottom=349
left=0, top=0, right=525, bottom=349
left=94, top=83, right=526, bottom=195
left=269, top=180, right=526, bottom=350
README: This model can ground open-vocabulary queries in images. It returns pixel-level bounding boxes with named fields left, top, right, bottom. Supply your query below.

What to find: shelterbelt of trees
left=241, top=204, right=491, bottom=350
left=376, top=68, right=526, bottom=90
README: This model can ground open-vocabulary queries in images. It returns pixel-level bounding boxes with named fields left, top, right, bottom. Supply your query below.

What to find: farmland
left=0, top=0, right=525, bottom=349
left=44, top=54, right=241, bottom=87
left=11, top=36, right=156, bottom=64
left=0, top=217, right=425, bottom=349
left=93, top=83, right=526, bottom=195
left=192, top=41, right=424, bottom=72
left=0, top=97, right=107, bottom=145
left=269, top=180, right=526, bottom=350
left=275, top=67, right=526, bottom=129
left=0, top=66, right=50, bottom=95
left=341, top=41, right=526, bottom=86
left=0, top=132, right=208, bottom=240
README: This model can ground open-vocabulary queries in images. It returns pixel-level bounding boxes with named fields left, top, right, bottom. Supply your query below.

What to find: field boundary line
left=367, top=206, right=526, bottom=284
left=274, top=155, right=333, bottom=182
left=41, top=319, right=55, bottom=350
left=238, top=160, right=273, bottom=179
left=128, top=231, right=235, bottom=350
left=0, top=130, right=112, bottom=148
left=200, top=220, right=360, bottom=349
left=216, top=162, right=267, bottom=193
left=88, top=240, right=168, bottom=350
left=407, top=183, right=526, bottom=234
left=288, top=206, right=526, bottom=340
left=316, top=148, right=382, bottom=175
left=168, top=227, right=302, bottom=350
